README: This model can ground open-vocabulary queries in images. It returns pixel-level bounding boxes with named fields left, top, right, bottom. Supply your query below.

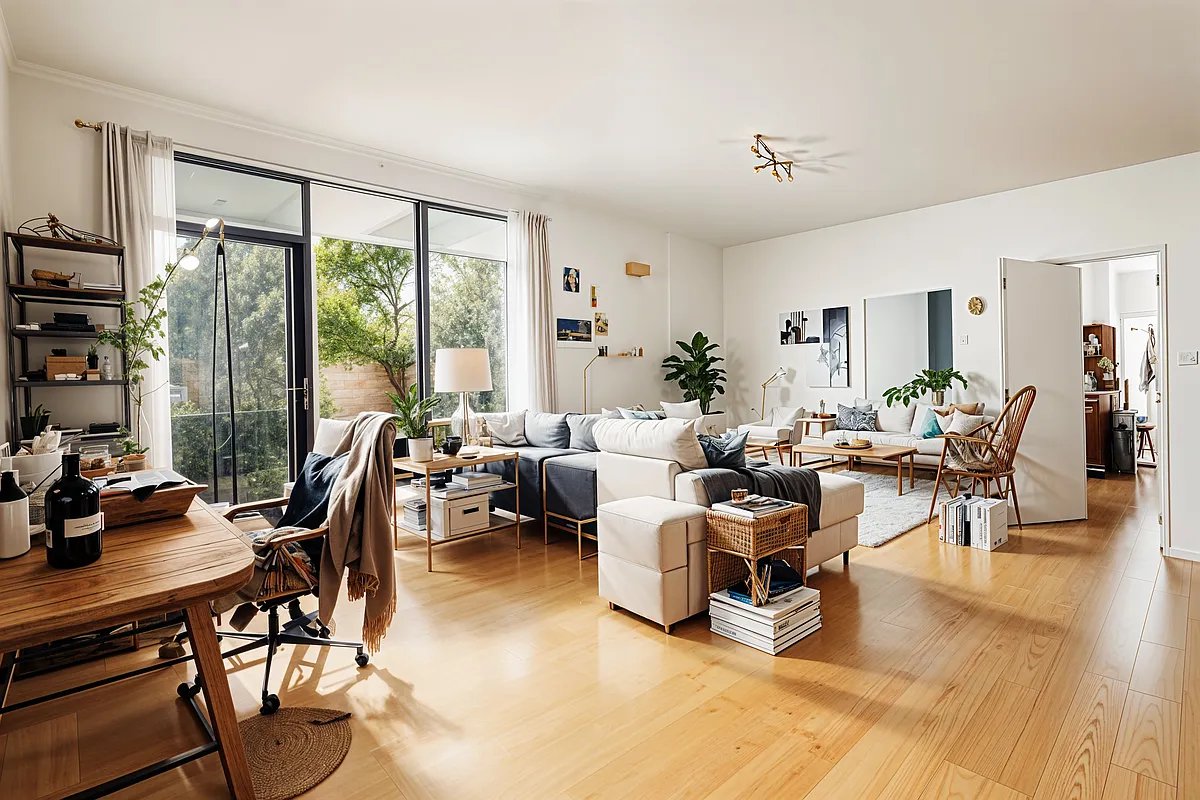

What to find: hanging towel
left=1139, top=324, right=1157, bottom=392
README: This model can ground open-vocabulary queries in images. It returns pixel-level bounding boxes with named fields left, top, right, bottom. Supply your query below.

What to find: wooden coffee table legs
left=892, top=453, right=916, bottom=496
left=185, top=603, right=254, bottom=799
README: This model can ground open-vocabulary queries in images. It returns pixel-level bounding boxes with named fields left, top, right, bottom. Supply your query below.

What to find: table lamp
left=434, top=348, right=493, bottom=443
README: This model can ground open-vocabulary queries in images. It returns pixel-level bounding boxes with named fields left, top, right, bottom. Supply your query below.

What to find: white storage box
left=430, top=494, right=490, bottom=540
left=971, top=499, right=1009, bottom=551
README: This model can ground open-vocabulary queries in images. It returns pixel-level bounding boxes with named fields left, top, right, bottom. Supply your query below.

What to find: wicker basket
left=706, top=504, right=808, bottom=604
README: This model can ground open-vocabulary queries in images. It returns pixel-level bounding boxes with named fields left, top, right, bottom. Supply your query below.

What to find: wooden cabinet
left=1083, top=323, right=1117, bottom=390
left=1084, top=391, right=1118, bottom=471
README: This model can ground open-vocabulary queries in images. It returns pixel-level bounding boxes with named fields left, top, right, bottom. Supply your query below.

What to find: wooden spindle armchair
left=926, top=385, right=1037, bottom=529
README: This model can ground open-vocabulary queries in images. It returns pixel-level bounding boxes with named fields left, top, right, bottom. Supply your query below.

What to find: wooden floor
left=1, top=468, right=1195, bottom=799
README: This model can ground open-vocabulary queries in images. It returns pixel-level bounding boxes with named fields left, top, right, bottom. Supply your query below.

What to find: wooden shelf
left=6, top=232, right=124, bottom=258
left=8, top=284, right=125, bottom=305
left=11, top=328, right=105, bottom=340
left=16, top=379, right=128, bottom=388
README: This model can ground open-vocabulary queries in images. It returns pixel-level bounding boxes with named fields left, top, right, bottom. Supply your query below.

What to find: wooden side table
left=798, top=416, right=837, bottom=439
left=705, top=504, right=808, bottom=606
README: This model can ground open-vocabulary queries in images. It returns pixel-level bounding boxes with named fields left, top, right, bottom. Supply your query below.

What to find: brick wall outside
left=320, top=363, right=407, bottom=419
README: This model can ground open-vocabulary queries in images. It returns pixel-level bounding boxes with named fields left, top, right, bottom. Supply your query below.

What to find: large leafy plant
left=660, top=331, right=727, bottom=414
left=883, top=367, right=969, bottom=407
left=388, top=385, right=439, bottom=439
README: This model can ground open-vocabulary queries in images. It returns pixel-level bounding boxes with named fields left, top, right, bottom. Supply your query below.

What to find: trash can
left=1111, top=410, right=1137, bottom=474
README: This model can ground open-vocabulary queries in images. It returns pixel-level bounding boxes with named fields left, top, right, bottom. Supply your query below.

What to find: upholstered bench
left=597, top=496, right=708, bottom=633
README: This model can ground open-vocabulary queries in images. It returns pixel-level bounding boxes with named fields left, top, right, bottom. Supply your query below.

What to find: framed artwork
left=779, top=309, right=821, bottom=345
left=594, top=312, right=609, bottom=336
left=805, top=306, right=850, bottom=387
left=563, top=267, right=581, bottom=293
left=556, top=317, right=593, bottom=347
left=590, top=285, right=598, bottom=308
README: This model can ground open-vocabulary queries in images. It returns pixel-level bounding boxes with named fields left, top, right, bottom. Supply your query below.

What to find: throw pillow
left=698, top=431, right=748, bottom=469
left=566, top=413, right=605, bottom=451
left=523, top=410, right=572, bottom=448
left=592, top=417, right=708, bottom=471
left=618, top=407, right=657, bottom=420
left=945, top=410, right=986, bottom=436
left=853, top=398, right=876, bottom=410
left=875, top=402, right=917, bottom=433
left=478, top=411, right=527, bottom=446
left=909, top=402, right=934, bottom=436
left=917, top=408, right=944, bottom=439
left=933, top=402, right=985, bottom=417
left=598, top=408, right=623, bottom=419
left=836, top=403, right=878, bottom=432
left=661, top=399, right=703, bottom=419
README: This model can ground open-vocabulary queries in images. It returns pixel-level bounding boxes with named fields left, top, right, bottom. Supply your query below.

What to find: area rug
left=839, top=469, right=937, bottom=547
left=239, top=707, right=352, bottom=800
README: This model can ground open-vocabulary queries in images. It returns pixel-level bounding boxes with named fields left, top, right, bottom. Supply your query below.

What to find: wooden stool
left=1137, top=423, right=1157, bottom=463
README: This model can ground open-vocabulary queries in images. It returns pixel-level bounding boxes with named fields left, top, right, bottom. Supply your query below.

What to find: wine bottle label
left=63, top=513, right=102, bottom=539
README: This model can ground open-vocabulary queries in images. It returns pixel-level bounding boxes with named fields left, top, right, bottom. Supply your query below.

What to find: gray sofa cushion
left=482, top=446, right=581, bottom=520
left=544, top=452, right=598, bottom=523
left=566, top=413, right=606, bottom=451
left=524, top=410, right=572, bottom=448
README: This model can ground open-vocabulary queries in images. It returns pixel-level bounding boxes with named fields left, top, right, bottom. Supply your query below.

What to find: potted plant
left=660, top=331, right=727, bottom=414
left=1097, top=356, right=1116, bottom=385
left=389, top=385, right=439, bottom=462
left=883, top=367, right=969, bottom=407
left=116, top=429, right=149, bottom=471
left=19, top=403, right=51, bottom=439
left=86, top=344, right=99, bottom=371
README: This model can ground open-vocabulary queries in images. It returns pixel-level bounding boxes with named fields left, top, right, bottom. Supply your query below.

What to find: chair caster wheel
left=355, top=652, right=369, bottom=668
left=260, top=694, right=280, bottom=715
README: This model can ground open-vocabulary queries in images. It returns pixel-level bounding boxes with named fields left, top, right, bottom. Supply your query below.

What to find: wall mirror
left=864, top=289, right=953, bottom=399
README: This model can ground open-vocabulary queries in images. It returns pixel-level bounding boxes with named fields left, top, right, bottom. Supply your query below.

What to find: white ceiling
left=4, top=0, right=1199, bottom=246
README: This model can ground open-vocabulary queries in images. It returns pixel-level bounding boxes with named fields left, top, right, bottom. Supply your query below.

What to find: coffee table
left=792, top=442, right=918, bottom=495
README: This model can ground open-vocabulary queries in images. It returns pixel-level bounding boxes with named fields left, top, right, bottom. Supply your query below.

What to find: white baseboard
left=1164, top=546, right=1200, bottom=563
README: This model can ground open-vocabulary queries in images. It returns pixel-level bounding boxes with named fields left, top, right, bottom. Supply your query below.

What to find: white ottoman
left=597, top=497, right=708, bottom=633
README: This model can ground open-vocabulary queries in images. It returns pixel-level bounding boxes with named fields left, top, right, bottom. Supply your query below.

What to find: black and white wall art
left=804, top=306, right=850, bottom=387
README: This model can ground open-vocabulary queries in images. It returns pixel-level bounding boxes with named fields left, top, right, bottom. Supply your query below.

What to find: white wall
left=7, top=70, right=723, bottom=429
left=864, top=291, right=929, bottom=400
left=1116, top=269, right=1157, bottom=316
left=722, top=151, right=1200, bottom=560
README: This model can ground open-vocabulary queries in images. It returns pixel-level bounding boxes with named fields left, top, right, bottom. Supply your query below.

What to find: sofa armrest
left=739, top=424, right=790, bottom=440
left=597, top=452, right=681, bottom=504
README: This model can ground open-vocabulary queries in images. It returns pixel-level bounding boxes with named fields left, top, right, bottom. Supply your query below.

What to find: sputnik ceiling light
left=750, top=134, right=794, bottom=183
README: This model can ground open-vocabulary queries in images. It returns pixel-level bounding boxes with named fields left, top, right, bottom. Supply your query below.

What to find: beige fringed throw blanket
left=320, top=412, right=397, bottom=653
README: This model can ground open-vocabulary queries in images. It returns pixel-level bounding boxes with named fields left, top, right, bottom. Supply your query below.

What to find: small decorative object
left=117, top=433, right=149, bottom=470
left=750, top=134, right=794, bottom=183
left=30, top=268, right=78, bottom=289
left=594, top=312, right=609, bottom=336
left=390, top=385, right=439, bottom=462
left=44, top=452, right=103, bottom=569
left=1085, top=371, right=1098, bottom=391
left=18, top=213, right=117, bottom=246
left=442, top=436, right=464, bottom=457
left=967, top=296, right=985, bottom=315
left=882, top=368, right=969, bottom=407
left=730, top=488, right=749, bottom=504
left=1097, top=356, right=1116, bottom=381
left=624, top=261, right=650, bottom=277
left=598, top=345, right=608, bottom=357
left=86, top=344, right=99, bottom=371
left=477, top=419, right=493, bottom=448
left=100, top=355, right=113, bottom=380
left=661, top=331, right=727, bottom=415
left=556, top=317, right=593, bottom=347
left=590, top=285, right=598, bottom=308
left=637, top=346, right=644, bottom=357
left=0, top=468, right=31, bottom=559
left=562, top=266, right=581, bottom=293
left=20, top=404, right=51, bottom=440
left=819, top=399, right=826, bottom=415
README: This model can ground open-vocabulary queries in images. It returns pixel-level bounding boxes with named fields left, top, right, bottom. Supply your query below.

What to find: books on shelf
left=938, top=495, right=1008, bottom=550
left=709, top=585, right=821, bottom=655
left=451, top=471, right=501, bottom=488
left=711, top=495, right=796, bottom=519
left=402, top=498, right=427, bottom=532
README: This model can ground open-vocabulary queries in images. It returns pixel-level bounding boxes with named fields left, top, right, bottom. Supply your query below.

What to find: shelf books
left=938, top=495, right=1008, bottom=550
left=402, top=498, right=427, bottom=532
left=450, top=471, right=501, bottom=489
left=709, top=585, right=821, bottom=655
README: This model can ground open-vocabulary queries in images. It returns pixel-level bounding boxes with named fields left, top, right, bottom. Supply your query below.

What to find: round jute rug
left=238, top=707, right=352, bottom=800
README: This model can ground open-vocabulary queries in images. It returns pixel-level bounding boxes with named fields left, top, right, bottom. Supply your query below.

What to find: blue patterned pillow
left=698, top=431, right=748, bottom=468
left=836, top=403, right=878, bottom=432
left=618, top=407, right=657, bottom=420
left=917, top=408, right=943, bottom=439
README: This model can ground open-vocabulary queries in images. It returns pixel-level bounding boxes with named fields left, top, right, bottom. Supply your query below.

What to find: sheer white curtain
left=507, top=210, right=557, bottom=412
left=101, top=124, right=176, bottom=467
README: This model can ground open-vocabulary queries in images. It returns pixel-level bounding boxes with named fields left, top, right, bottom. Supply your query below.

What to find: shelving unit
left=582, top=352, right=644, bottom=413
left=4, top=232, right=130, bottom=447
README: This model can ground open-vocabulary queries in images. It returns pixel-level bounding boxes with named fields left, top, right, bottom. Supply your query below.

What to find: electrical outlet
left=959, top=334, right=969, bottom=345
left=1178, top=350, right=1199, bottom=366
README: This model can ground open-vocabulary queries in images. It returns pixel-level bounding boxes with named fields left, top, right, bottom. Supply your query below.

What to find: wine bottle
left=0, top=468, right=30, bottom=559
left=45, top=452, right=102, bottom=568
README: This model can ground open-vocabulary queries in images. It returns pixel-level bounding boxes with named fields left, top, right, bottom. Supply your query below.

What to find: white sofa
left=737, top=405, right=805, bottom=443
left=801, top=401, right=994, bottom=469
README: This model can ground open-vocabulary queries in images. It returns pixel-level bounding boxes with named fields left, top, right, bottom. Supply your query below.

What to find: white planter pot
left=408, top=437, right=435, bottom=462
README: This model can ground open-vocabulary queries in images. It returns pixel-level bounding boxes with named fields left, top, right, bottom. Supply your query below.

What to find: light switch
left=959, top=334, right=969, bottom=345
left=1178, top=351, right=1199, bottom=366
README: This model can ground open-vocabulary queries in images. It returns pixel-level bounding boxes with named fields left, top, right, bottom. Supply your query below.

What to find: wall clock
left=967, top=296, right=985, bottom=316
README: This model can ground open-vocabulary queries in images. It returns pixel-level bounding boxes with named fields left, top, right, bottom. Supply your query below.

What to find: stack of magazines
left=402, top=498, right=427, bottom=531
left=709, top=560, right=821, bottom=655
left=711, top=495, right=796, bottom=519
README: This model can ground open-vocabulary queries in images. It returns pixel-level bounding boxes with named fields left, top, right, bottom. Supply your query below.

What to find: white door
left=1001, top=258, right=1087, bottom=523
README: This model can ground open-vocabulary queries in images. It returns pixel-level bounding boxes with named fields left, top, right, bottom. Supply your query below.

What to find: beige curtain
left=508, top=211, right=557, bottom=411
left=101, top=124, right=176, bottom=467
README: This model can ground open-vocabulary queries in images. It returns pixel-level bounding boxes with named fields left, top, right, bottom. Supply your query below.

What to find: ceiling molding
left=9, top=59, right=544, bottom=200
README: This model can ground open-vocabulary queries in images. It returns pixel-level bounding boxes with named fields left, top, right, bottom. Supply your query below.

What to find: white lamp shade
left=434, top=348, right=493, bottom=393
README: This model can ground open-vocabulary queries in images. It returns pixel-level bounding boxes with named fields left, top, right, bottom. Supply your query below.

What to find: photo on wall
left=806, top=306, right=850, bottom=387
left=779, top=310, right=821, bottom=345
left=563, top=267, right=581, bottom=293
left=594, top=312, right=609, bottom=336
left=556, top=317, right=593, bottom=347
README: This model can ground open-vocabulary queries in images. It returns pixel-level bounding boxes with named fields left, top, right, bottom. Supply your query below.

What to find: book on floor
left=710, top=614, right=822, bottom=655
left=710, top=584, right=819, bottom=619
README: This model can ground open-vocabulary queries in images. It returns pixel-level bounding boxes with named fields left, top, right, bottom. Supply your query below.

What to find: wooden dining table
left=0, top=499, right=257, bottom=798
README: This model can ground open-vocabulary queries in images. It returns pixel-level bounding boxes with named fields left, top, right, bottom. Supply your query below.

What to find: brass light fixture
left=751, top=134, right=794, bottom=183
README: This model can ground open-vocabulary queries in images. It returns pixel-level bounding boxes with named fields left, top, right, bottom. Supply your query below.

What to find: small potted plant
left=883, top=367, right=969, bottom=407
left=389, top=385, right=439, bottom=462
left=20, top=404, right=51, bottom=439
left=116, top=429, right=149, bottom=471
left=86, top=344, right=99, bottom=371
left=1097, top=356, right=1116, bottom=386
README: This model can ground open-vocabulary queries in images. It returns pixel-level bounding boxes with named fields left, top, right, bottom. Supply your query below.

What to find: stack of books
left=711, top=495, right=796, bottom=519
left=402, top=498, right=428, bottom=531
left=939, top=495, right=1008, bottom=550
left=451, top=471, right=501, bottom=490
left=709, top=584, right=822, bottom=655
